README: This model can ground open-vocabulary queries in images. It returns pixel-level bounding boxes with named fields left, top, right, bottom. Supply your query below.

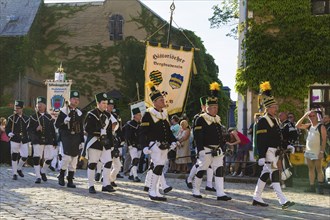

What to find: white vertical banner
left=144, top=43, right=194, bottom=115
left=130, top=101, right=147, bottom=117
left=45, top=80, right=72, bottom=113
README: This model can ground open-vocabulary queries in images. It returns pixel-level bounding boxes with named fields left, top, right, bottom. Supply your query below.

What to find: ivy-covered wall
left=236, top=0, right=330, bottom=113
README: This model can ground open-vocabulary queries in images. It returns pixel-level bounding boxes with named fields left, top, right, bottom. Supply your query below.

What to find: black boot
left=317, top=182, right=324, bottom=195
left=304, top=184, right=316, bottom=193
left=67, top=171, right=76, bottom=188
left=58, top=169, right=65, bottom=186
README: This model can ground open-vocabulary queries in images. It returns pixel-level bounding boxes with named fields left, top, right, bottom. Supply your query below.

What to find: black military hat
left=199, top=96, right=207, bottom=106
left=146, top=81, right=162, bottom=102
left=206, top=82, right=220, bottom=106
left=132, top=107, right=141, bottom=115
left=259, top=81, right=277, bottom=108
left=95, top=92, right=108, bottom=103
left=70, top=90, right=80, bottom=99
left=108, top=98, right=115, bottom=105
left=14, top=100, right=24, bottom=108
left=36, top=96, right=47, bottom=105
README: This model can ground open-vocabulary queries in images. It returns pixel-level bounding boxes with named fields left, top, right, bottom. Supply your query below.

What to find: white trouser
left=33, top=144, right=55, bottom=160
left=110, top=157, right=122, bottom=182
left=11, top=142, right=29, bottom=175
left=149, top=142, right=168, bottom=167
left=129, top=146, right=142, bottom=177
left=33, top=144, right=56, bottom=177
left=253, top=147, right=288, bottom=205
left=193, top=148, right=226, bottom=197
left=87, top=148, right=112, bottom=187
left=10, top=142, right=29, bottom=157
left=61, top=154, right=78, bottom=172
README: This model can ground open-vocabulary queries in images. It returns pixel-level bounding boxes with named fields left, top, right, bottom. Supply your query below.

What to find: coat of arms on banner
left=51, top=95, right=65, bottom=111
left=169, top=73, right=184, bottom=89
left=149, top=70, right=163, bottom=86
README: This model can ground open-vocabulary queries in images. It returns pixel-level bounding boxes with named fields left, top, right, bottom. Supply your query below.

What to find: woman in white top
left=296, top=110, right=327, bottom=194
left=175, top=120, right=191, bottom=173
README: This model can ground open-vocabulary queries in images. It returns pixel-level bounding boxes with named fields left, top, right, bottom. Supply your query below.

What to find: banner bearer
left=55, top=91, right=84, bottom=188
left=140, top=82, right=177, bottom=201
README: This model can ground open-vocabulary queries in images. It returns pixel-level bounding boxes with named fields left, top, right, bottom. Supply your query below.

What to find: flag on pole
left=144, top=42, right=195, bottom=115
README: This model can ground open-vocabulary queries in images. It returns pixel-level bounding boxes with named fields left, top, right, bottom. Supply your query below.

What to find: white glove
left=258, top=158, right=265, bottom=166
left=170, top=142, right=177, bottom=151
left=79, top=143, right=84, bottom=150
left=8, top=132, right=14, bottom=138
left=64, top=116, right=71, bottom=124
left=100, top=129, right=107, bottom=136
left=143, top=147, right=152, bottom=155
left=287, top=145, right=295, bottom=154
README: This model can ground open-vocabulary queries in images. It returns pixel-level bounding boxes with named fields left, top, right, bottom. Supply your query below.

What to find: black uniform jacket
left=84, top=108, right=113, bottom=151
left=139, top=107, right=176, bottom=148
left=281, top=119, right=298, bottom=146
left=55, top=107, right=84, bottom=156
left=194, top=112, right=225, bottom=153
left=124, top=119, right=140, bottom=149
left=256, top=113, right=282, bottom=158
left=28, top=112, right=57, bottom=146
left=6, top=114, right=30, bottom=144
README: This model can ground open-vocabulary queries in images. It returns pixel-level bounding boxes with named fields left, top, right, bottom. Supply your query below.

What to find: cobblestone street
left=0, top=165, right=329, bottom=219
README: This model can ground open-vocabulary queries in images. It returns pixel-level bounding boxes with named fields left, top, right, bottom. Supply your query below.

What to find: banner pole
left=166, top=2, right=175, bottom=47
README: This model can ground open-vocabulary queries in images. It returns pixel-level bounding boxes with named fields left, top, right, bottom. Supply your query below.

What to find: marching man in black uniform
left=108, top=99, right=125, bottom=187
left=192, top=82, right=231, bottom=201
left=83, top=92, right=115, bottom=194
left=125, top=107, right=142, bottom=182
left=55, top=91, right=84, bottom=188
left=6, top=100, right=30, bottom=180
left=252, top=81, right=295, bottom=209
left=186, top=96, right=216, bottom=192
left=28, top=97, right=57, bottom=184
left=140, top=82, right=177, bottom=201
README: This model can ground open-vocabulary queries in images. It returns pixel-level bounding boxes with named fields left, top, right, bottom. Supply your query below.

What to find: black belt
left=205, top=145, right=219, bottom=150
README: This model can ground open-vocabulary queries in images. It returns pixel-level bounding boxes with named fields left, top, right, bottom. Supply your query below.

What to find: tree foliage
left=209, top=0, right=239, bottom=39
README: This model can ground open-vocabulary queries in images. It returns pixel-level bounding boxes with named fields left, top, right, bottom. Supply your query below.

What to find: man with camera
left=83, top=92, right=115, bottom=194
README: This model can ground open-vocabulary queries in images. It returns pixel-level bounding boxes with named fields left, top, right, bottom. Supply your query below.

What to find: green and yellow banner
left=144, top=42, right=195, bottom=115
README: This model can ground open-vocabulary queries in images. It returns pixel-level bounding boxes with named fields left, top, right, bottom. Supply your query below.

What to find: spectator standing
left=225, top=128, right=240, bottom=176
left=168, top=115, right=180, bottom=173
left=0, top=117, right=10, bottom=165
left=296, top=110, right=327, bottom=194
left=175, top=120, right=191, bottom=173
left=248, top=113, right=261, bottom=177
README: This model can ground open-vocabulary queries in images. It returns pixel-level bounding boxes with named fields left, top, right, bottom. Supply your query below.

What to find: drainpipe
left=242, top=0, right=248, bottom=135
